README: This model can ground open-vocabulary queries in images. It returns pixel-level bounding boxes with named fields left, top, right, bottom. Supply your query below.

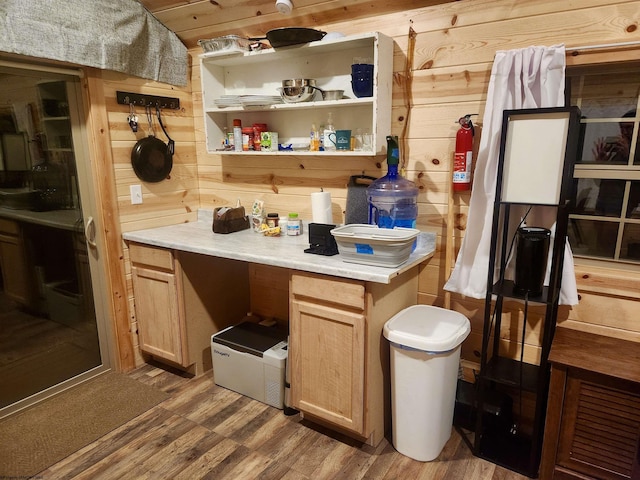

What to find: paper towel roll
left=311, top=191, right=332, bottom=224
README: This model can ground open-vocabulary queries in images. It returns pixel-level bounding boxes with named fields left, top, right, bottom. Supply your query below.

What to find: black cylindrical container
left=514, top=227, right=551, bottom=296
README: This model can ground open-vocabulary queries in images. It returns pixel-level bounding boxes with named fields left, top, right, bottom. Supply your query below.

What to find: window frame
left=567, top=60, right=640, bottom=266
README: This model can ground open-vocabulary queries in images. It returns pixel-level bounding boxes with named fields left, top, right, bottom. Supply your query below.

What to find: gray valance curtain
left=0, top=0, right=187, bottom=86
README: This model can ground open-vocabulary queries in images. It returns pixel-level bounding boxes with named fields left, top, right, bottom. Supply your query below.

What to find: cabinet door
left=131, top=265, right=187, bottom=366
left=0, top=232, right=33, bottom=304
left=557, top=372, right=640, bottom=480
left=290, top=298, right=366, bottom=434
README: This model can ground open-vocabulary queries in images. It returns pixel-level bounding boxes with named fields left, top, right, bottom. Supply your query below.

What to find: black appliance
left=514, top=227, right=550, bottom=296
left=304, top=223, right=338, bottom=256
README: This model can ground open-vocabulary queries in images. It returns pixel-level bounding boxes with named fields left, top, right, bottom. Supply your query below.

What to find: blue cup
left=351, top=64, right=374, bottom=98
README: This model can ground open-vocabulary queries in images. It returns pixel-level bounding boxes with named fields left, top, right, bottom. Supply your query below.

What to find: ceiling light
left=276, top=0, right=293, bottom=15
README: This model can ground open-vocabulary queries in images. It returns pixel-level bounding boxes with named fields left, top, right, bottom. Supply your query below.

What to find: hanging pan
left=131, top=106, right=173, bottom=183
left=249, top=27, right=326, bottom=48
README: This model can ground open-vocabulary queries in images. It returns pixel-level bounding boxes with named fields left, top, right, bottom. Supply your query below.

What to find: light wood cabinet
left=129, top=242, right=250, bottom=375
left=130, top=244, right=187, bottom=366
left=289, top=269, right=419, bottom=446
left=290, top=275, right=366, bottom=434
left=540, top=328, right=640, bottom=480
left=0, top=218, right=34, bottom=304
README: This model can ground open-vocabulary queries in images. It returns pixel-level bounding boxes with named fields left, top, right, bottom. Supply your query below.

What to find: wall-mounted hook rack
left=116, top=91, right=180, bottom=110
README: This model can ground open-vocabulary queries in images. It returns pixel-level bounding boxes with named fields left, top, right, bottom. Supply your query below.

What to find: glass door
left=0, top=64, right=110, bottom=416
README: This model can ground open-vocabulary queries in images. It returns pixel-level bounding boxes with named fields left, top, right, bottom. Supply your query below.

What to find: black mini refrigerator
left=514, top=227, right=551, bottom=296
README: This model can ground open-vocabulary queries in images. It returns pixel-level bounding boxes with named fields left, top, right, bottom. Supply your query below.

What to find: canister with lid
left=242, top=127, right=253, bottom=151
left=266, top=213, right=279, bottom=228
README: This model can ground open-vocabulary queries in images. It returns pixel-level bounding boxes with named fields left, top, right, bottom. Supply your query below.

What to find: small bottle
left=318, top=123, right=325, bottom=150
left=323, top=112, right=336, bottom=151
left=309, top=124, right=319, bottom=151
left=287, top=213, right=302, bottom=236
left=233, top=119, right=242, bottom=152
left=242, top=127, right=253, bottom=151
left=222, top=127, right=229, bottom=148
left=279, top=215, right=288, bottom=233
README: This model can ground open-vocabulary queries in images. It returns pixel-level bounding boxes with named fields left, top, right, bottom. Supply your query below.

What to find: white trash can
left=383, top=305, right=471, bottom=462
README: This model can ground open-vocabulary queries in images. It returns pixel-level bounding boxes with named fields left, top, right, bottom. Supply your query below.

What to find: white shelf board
left=204, top=97, right=372, bottom=114
left=199, top=32, right=380, bottom=67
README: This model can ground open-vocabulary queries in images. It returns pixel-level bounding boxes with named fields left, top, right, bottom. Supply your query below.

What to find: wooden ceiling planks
left=138, top=0, right=453, bottom=48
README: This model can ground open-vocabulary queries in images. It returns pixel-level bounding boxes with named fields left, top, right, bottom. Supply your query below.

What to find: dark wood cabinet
left=540, top=328, right=640, bottom=480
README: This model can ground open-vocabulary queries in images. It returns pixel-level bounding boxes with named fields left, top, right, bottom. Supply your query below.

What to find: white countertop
left=123, top=210, right=436, bottom=284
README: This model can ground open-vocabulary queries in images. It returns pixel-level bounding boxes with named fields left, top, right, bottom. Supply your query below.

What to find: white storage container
left=44, top=281, right=82, bottom=326
left=383, top=305, right=471, bottom=462
left=211, top=322, right=288, bottom=409
left=330, top=224, right=419, bottom=267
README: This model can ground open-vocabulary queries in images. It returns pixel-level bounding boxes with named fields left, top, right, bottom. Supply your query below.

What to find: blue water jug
left=367, top=136, right=418, bottom=229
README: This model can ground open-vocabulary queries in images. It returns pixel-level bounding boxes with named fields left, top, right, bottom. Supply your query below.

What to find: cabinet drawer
left=129, top=243, right=174, bottom=271
left=291, top=271, right=365, bottom=310
left=0, top=218, right=19, bottom=236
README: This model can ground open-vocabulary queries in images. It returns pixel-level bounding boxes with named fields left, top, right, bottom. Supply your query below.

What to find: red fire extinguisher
left=453, top=114, right=476, bottom=192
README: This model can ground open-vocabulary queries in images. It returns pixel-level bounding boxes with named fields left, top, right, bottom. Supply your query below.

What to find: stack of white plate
left=214, top=95, right=282, bottom=108
left=214, top=95, right=242, bottom=108
left=239, top=95, right=282, bottom=107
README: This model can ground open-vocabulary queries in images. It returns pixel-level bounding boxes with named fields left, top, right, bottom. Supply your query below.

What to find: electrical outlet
left=130, top=184, right=143, bottom=205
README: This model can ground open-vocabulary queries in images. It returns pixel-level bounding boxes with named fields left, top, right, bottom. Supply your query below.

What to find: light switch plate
left=130, top=184, right=143, bottom=204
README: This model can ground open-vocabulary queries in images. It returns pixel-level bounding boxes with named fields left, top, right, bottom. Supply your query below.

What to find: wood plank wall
left=108, top=0, right=640, bottom=369
left=99, top=71, right=197, bottom=366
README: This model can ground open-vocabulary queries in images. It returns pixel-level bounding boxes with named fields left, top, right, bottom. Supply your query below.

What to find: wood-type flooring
left=40, top=362, right=529, bottom=479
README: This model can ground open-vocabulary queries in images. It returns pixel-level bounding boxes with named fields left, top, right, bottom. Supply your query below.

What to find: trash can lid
left=383, top=305, right=471, bottom=352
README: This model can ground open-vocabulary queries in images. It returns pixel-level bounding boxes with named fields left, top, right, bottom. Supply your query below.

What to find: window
left=567, top=64, right=640, bottom=264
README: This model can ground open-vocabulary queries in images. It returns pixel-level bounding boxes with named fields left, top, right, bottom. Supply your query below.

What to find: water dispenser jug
left=367, top=136, right=418, bottom=229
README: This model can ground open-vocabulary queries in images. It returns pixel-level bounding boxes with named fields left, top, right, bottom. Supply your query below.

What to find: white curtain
left=444, top=45, right=579, bottom=306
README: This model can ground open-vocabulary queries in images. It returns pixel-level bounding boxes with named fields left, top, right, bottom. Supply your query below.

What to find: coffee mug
left=328, top=130, right=352, bottom=150
left=351, top=64, right=374, bottom=98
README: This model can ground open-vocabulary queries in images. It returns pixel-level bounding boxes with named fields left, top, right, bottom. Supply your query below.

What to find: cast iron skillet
left=250, top=27, right=326, bottom=48
left=131, top=106, right=173, bottom=183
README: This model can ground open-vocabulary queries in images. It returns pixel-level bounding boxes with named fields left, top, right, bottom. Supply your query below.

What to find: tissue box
left=212, top=206, right=250, bottom=234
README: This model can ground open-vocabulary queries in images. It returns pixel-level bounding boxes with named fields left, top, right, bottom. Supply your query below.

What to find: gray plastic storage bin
left=383, top=305, right=471, bottom=461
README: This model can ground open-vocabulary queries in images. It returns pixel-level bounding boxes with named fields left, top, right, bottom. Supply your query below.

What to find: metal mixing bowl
left=278, top=85, right=318, bottom=103
left=321, top=89, right=344, bottom=101
left=281, top=78, right=316, bottom=88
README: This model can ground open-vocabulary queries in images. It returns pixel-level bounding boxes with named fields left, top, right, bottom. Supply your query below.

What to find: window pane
left=578, top=120, right=635, bottom=165
left=574, top=178, right=625, bottom=217
left=596, top=179, right=626, bottom=217
left=621, top=223, right=640, bottom=261
left=627, top=181, right=640, bottom=218
left=570, top=73, right=638, bottom=119
left=568, top=65, right=640, bottom=264
left=568, top=218, right=618, bottom=258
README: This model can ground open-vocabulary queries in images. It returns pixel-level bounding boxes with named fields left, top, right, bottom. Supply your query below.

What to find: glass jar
left=266, top=212, right=279, bottom=228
